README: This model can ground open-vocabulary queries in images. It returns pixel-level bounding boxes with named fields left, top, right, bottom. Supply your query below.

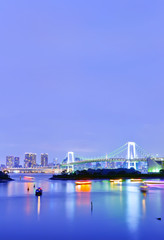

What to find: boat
left=35, top=187, right=43, bottom=196
left=140, top=183, right=148, bottom=192
left=75, top=181, right=91, bottom=185
left=143, top=181, right=164, bottom=185
left=24, top=176, right=34, bottom=180
left=131, top=179, right=143, bottom=183
left=110, top=179, right=122, bottom=183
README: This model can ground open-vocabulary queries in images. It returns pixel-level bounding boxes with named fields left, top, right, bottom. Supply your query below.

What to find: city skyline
left=0, top=139, right=162, bottom=165
left=2, top=141, right=162, bottom=174
left=1, top=140, right=161, bottom=166
left=3, top=152, right=50, bottom=166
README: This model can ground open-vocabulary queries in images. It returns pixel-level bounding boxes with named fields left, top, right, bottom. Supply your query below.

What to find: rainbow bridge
left=61, top=142, right=163, bottom=172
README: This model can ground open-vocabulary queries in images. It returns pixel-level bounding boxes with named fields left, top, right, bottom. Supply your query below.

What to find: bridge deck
left=62, top=158, right=148, bottom=166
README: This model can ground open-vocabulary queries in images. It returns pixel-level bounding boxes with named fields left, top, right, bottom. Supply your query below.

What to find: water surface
left=0, top=174, right=164, bottom=240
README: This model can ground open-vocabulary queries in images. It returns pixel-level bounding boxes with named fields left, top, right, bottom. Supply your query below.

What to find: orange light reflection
left=75, top=184, right=91, bottom=206
left=75, top=184, right=91, bottom=192
left=37, top=196, right=41, bottom=216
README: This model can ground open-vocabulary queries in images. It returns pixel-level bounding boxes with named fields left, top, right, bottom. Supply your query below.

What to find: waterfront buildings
left=41, top=153, right=48, bottom=167
left=14, top=157, right=20, bottom=167
left=6, top=156, right=14, bottom=168
left=24, top=153, right=37, bottom=168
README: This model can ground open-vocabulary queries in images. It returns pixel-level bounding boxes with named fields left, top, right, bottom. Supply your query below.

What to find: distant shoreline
left=50, top=168, right=164, bottom=180
left=50, top=175, right=164, bottom=180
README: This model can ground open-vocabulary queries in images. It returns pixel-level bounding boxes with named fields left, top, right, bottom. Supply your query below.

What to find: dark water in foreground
left=0, top=174, right=164, bottom=240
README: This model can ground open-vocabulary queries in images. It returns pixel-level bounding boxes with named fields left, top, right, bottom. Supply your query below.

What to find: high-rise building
left=41, top=153, right=48, bottom=167
left=6, top=156, right=14, bottom=168
left=14, top=157, right=20, bottom=167
left=24, top=153, right=36, bottom=168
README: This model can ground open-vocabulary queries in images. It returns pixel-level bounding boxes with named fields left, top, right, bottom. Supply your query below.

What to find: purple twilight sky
left=0, top=0, right=164, bottom=164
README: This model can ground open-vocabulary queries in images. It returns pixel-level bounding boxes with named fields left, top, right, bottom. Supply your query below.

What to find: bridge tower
left=67, top=152, right=75, bottom=172
left=127, top=142, right=137, bottom=169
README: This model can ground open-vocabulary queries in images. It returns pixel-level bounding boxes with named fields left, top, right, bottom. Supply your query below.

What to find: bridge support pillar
left=127, top=161, right=137, bottom=170
left=127, top=161, right=131, bottom=169
left=67, top=152, right=75, bottom=172
left=133, top=162, right=137, bottom=170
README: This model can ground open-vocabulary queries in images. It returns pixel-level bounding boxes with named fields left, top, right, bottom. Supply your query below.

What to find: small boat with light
left=24, top=176, right=34, bottom=180
left=140, top=183, right=148, bottom=192
left=131, top=179, right=143, bottom=183
left=110, top=179, right=122, bottom=183
left=75, top=181, right=91, bottom=185
left=143, top=181, right=164, bottom=185
left=35, top=187, right=43, bottom=196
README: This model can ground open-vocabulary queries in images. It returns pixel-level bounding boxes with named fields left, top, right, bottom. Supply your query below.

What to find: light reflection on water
left=126, top=184, right=140, bottom=233
left=76, top=184, right=91, bottom=206
left=37, top=196, right=40, bottom=216
left=0, top=174, right=164, bottom=240
left=142, top=194, right=146, bottom=216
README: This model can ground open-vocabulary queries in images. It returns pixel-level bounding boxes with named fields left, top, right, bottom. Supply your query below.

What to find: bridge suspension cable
left=63, top=142, right=153, bottom=166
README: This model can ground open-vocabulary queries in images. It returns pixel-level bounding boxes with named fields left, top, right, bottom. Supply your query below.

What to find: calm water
left=0, top=174, right=164, bottom=240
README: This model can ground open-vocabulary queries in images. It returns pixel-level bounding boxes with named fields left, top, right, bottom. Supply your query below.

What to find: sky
left=0, top=0, right=164, bottom=164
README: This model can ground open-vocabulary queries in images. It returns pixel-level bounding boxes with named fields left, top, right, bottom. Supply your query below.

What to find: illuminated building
left=24, top=153, right=37, bottom=168
left=14, top=157, right=20, bottom=167
left=6, top=156, right=14, bottom=168
left=41, top=153, right=48, bottom=167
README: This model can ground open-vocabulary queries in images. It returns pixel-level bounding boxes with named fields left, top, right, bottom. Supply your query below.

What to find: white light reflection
left=126, top=184, right=140, bottom=233
left=65, top=183, right=75, bottom=220
left=66, top=183, right=74, bottom=193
